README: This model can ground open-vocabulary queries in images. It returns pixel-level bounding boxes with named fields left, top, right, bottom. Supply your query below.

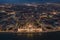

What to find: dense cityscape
left=0, top=3, right=60, bottom=32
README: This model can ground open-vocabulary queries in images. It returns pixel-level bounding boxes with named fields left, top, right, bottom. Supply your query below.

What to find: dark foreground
left=0, top=31, right=60, bottom=40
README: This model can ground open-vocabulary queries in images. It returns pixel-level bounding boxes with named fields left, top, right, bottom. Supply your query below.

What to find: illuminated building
left=18, top=23, right=43, bottom=33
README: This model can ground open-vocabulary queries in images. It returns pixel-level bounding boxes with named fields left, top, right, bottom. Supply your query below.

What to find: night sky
left=0, top=0, right=60, bottom=4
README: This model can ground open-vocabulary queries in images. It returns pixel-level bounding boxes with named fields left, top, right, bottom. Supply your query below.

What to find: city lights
left=18, top=24, right=43, bottom=33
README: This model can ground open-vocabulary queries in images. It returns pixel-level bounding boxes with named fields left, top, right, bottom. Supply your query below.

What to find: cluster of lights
left=18, top=24, right=43, bottom=33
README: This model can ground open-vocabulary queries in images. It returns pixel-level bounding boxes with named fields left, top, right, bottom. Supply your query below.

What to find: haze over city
left=0, top=0, right=60, bottom=4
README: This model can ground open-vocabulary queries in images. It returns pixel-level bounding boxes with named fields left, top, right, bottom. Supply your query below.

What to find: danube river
left=0, top=31, right=60, bottom=40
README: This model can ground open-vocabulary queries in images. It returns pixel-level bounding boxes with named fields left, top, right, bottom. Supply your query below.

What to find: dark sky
left=0, top=0, right=60, bottom=3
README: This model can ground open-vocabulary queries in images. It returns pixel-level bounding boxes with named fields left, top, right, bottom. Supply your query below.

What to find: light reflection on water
left=16, top=32, right=43, bottom=38
left=0, top=32, right=60, bottom=40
